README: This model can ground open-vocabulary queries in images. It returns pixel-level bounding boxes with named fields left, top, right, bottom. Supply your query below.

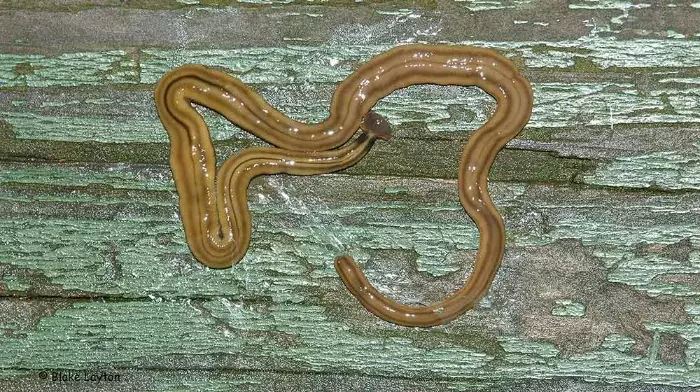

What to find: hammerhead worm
left=154, top=44, right=533, bottom=327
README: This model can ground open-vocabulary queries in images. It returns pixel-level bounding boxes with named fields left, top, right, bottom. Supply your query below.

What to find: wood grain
left=0, top=0, right=698, bottom=390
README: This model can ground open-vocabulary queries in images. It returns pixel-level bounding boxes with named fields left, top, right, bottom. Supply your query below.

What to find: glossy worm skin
left=155, top=65, right=390, bottom=267
left=334, top=47, right=532, bottom=326
left=154, top=44, right=533, bottom=327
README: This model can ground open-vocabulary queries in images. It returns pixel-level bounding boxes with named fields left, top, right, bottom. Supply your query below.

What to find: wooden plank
left=0, top=370, right=694, bottom=392
left=0, top=0, right=698, bottom=390
left=1, top=167, right=697, bottom=301
left=1, top=43, right=699, bottom=87
left=0, top=139, right=596, bottom=185
left=0, top=1, right=697, bottom=52
left=0, top=294, right=697, bottom=386
left=2, top=80, right=698, bottom=142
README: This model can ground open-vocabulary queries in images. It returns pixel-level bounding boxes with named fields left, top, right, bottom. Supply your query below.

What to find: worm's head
left=360, top=111, right=392, bottom=141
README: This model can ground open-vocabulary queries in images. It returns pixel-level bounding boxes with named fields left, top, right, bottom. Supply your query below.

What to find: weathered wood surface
left=0, top=0, right=698, bottom=390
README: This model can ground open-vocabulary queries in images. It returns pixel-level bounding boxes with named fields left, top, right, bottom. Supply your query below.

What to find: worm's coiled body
left=155, top=44, right=533, bottom=326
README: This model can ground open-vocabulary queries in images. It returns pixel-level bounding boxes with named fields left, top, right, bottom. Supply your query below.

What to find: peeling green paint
left=0, top=274, right=30, bottom=291
left=0, top=166, right=697, bottom=300
left=2, top=81, right=697, bottom=143
left=551, top=300, right=586, bottom=317
left=602, top=334, right=637, bottom=352
left=584, top=145, right=700, bottom=191
left=0, top=51, right=137, bottom=87
left=1, top=0, right=698, bottom=389
left=0, top=298, right=697, bottom=386
left=1, top=39, right=698, bottom=89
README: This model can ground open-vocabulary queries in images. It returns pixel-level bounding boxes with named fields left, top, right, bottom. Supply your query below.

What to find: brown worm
left=154, top=44, right=533, bottom=327
left=155, top=64, right=392, bottom=267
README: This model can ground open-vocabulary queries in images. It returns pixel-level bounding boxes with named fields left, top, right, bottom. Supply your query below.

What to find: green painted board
left=0, top=0, right=698, bottom=391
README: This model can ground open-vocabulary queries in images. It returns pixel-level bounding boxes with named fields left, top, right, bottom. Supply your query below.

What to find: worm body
left=154, top=44, right=533, bottom=326
left=155, top=68, right=386, bottom=267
